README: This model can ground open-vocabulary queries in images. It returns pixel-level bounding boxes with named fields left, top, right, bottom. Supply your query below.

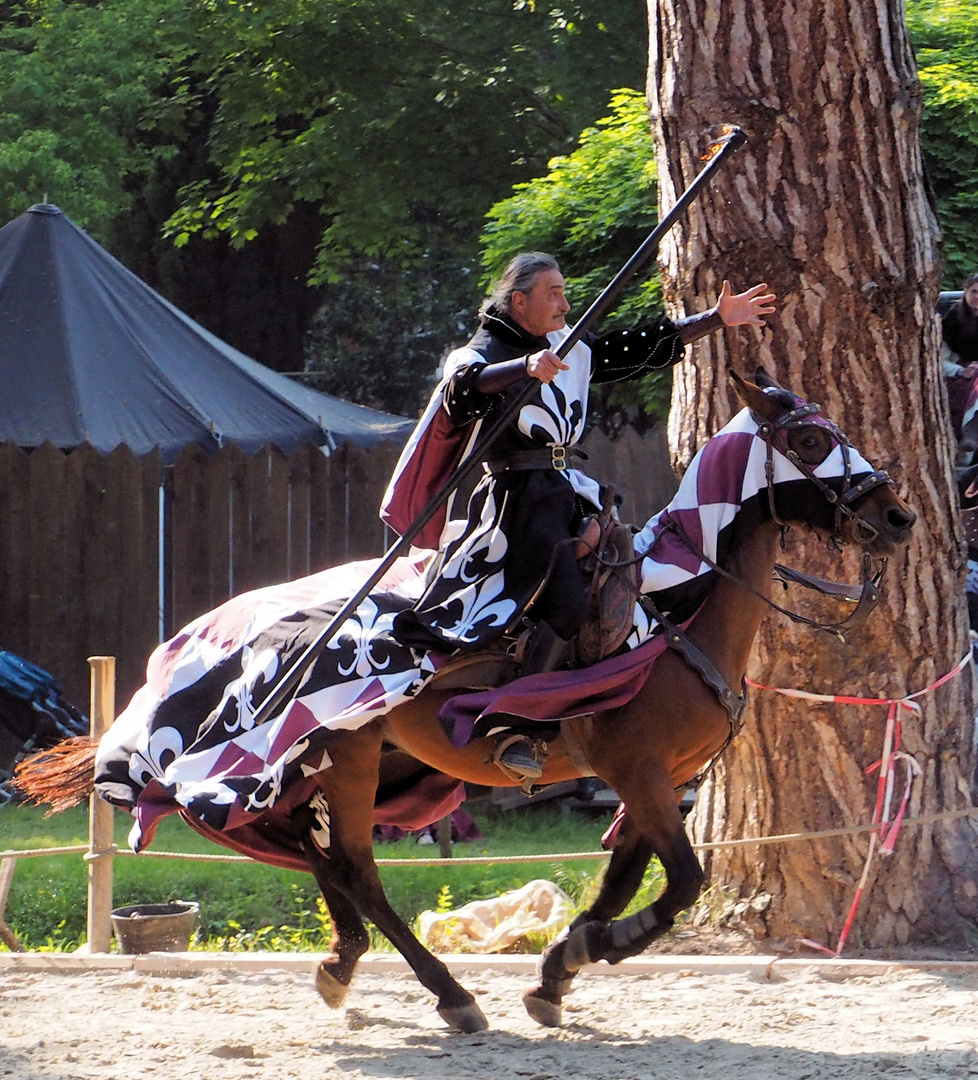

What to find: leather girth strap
left=639, top=595, right=747, bottom=733
left=560, top=715, right=597, bottom=777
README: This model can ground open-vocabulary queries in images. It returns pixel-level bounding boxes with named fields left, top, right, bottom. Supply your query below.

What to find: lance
left=250, top=125, right=748, bottom=726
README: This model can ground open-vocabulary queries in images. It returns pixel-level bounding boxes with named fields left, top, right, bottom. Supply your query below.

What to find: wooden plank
left=160, top=465, right=175, bottom=640
left=103, top=448, right=162, bottom=706
left=93, top=449, right=127, bottom=682
left=243, top=445, right=291, bottom=590
left=101, top=446, right=160, bottom=710
left=345, top=444, right=375, bottom=560
left=580, top=423, right=678, bottom=525
left=138, top=449, right=163, bottom=651
left=375, top=441, right=402, bottom=551
left=85, top=656, right=116, bottom=954
left=348, top=441, right=400, bottom=560
left=0, top=441, right=30, bottom=660
left=169, top=444, right=213, bottom=632
left=288, top=445, right=313, bottom=580
left=227, top=443, right=252, bottom=597
left=312, top=445, right=347, bottom=571
left=0, top=858, right=23, bottom=952
left=62, top=446, right=91, bottom=710
left=201, top=445, right=232, bottom=611
left=27, top=442, right=69, bottom=685
left=75, top=445, right=121, bottom=709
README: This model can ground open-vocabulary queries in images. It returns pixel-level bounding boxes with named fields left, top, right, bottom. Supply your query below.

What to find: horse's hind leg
left=308, top=735, right=489, bottom=1033
left=523, top=814, right=653, bottom=1027
left=292, top=803, right=370, bottom=1009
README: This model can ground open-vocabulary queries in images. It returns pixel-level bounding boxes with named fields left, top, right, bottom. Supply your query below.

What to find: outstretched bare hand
left=717, top=281, right=777, bottom=327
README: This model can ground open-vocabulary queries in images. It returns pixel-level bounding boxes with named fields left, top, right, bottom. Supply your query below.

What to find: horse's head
left=729, top=367, right=916, bottom=555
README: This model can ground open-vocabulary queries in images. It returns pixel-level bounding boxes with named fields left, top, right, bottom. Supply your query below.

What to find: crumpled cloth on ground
left=418, top=879, right=573, bottom=953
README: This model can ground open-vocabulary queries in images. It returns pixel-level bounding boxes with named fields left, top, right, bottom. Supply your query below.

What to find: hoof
left=522, top=989, right=562, bottom=1028
left=437, top=1002, right=489, bottom=1033
left=315, top=963, right=351, bottom=1009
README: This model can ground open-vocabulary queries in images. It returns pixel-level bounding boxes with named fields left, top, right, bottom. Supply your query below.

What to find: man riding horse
left=381, top=252, right=776, bottom=779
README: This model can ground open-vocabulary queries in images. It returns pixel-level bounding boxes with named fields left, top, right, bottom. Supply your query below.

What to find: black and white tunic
left=383, top=306, right=685, bottom=652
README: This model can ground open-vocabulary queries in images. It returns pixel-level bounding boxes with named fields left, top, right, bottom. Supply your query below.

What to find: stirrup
left=491, top=735, right=545, bottom=792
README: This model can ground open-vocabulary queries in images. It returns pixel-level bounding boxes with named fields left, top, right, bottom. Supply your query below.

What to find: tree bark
left=649, top=0, right=978, bottom=948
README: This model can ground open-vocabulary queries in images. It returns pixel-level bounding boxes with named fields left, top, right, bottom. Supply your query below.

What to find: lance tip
left=701, top=125, right=748, bottom=160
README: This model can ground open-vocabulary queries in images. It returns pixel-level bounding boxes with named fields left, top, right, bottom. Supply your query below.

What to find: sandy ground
left=2, top=957, right=978, bottom=1080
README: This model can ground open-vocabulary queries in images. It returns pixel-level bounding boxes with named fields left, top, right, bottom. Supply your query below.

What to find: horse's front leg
left=524, top=814, right=653, bottom=1027
left=524, top=764, right=704, bottom=1027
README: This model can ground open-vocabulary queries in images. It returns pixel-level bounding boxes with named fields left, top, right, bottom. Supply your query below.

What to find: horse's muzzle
left=854, top=486, right=916, bottom=554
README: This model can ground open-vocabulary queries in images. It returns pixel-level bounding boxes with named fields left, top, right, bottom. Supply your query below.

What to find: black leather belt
left=487, top=446, right=587, bottom=474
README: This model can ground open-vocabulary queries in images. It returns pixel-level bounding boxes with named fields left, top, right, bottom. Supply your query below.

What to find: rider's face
left=511, top=270, right=571, bottom=338
left=965, top=282, right=978, bottom=316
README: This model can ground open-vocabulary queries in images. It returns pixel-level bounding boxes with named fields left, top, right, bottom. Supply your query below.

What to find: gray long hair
left=480, top=252, right=561, bottom=317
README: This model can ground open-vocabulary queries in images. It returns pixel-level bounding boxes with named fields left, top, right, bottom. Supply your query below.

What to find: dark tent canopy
left=0, top=204, right=413, bottom=462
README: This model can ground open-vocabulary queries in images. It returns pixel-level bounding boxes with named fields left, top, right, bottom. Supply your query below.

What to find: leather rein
left=611, top=403, right=893, bottom=737
left=746, top=401, right=893, bottom=639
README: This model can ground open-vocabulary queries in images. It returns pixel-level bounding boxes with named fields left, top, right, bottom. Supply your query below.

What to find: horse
left=15, top=368, right=915, bottom=1034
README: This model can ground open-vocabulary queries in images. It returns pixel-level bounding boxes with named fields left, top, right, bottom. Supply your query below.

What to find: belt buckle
left=551, top=445, right=567, bottom=471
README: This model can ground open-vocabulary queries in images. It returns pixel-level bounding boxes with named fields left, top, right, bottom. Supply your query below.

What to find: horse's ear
left=728, top=368, right=784, bottom=423
left=752, top=367, right=781, bottom=389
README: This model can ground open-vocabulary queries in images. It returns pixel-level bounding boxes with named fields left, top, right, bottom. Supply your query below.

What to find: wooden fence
left=0, top=426, right=675, bottom=715
left=0, top=439, right=403, bottom=710
left=163, top=440, right=402, bottom=635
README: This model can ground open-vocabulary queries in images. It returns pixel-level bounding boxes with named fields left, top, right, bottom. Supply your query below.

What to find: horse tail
left=12, top=736, right=98, bottom=813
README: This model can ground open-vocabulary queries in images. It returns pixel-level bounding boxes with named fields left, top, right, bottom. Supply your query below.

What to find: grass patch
left=1, top=798, right=667, bottom=953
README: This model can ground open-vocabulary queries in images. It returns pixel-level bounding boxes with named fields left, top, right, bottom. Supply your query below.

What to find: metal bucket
left=110, top=901, right=199, bottom=954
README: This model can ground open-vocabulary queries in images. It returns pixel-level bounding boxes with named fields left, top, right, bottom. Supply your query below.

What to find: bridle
left=753, top=402, right=892, bottom=548
left=647, top=402, right=895, bottom=642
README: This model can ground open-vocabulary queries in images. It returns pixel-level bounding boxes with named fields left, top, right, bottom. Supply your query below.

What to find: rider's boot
left=493, top=734, right=544, bottom=784
left=518, top=619, right=576, bottom=678
left=493, top=621, right=575, bottom=783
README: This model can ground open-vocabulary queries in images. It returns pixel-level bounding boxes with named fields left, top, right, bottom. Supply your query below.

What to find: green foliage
left=480, top=88, right=671, bottom=424
left=303, top=255, right=473, bottom=416
left=0, top=0, right=648, bottom=391
left=5, top=1, right=976, bottom=414
left=157, top=0, right=648, bottom=282
left=906, top=0, right=978, bottom=286
left=0, top=0, right=183, bottom=237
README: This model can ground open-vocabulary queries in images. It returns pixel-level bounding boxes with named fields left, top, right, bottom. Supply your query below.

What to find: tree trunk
left=648, top=0, right=978, bottom=949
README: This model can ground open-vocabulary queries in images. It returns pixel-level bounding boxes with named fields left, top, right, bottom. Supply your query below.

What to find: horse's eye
left=789, top=427, right=832, bottom=464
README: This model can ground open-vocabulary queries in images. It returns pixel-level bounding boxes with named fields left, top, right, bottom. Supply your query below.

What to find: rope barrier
left=0, top=845, right=87, bottom=859
left=5, top=804, right=978, bottom=869
left=746, top=649, right=976, bottom=957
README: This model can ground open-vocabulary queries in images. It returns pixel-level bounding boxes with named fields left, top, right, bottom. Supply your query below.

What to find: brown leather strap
left=560, top=716, right=597, bottom=777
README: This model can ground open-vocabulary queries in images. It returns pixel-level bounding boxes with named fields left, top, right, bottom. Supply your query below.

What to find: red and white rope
left=746, top=649, right=973, bottom=956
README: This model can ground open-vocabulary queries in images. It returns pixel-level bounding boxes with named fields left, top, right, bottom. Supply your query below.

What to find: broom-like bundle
left=12, top=736, right=98, bottom=815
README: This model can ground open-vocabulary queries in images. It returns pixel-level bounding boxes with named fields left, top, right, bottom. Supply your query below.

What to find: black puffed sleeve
left=589, top=315, right=684, bottom=385
left=442, top=362, right=496, bottom=426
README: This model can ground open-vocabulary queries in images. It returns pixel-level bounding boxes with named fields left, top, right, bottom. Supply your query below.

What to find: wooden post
left=0, top=857, right=24, bottom=951
left=436, top=815, right=453, bottom=859
left=85, top=656, right=116, bottom=953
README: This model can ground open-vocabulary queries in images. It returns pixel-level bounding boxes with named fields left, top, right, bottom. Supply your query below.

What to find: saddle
left=428, top=489, right=641, bottom=693
left=575, top=489, right=642, bottom=667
